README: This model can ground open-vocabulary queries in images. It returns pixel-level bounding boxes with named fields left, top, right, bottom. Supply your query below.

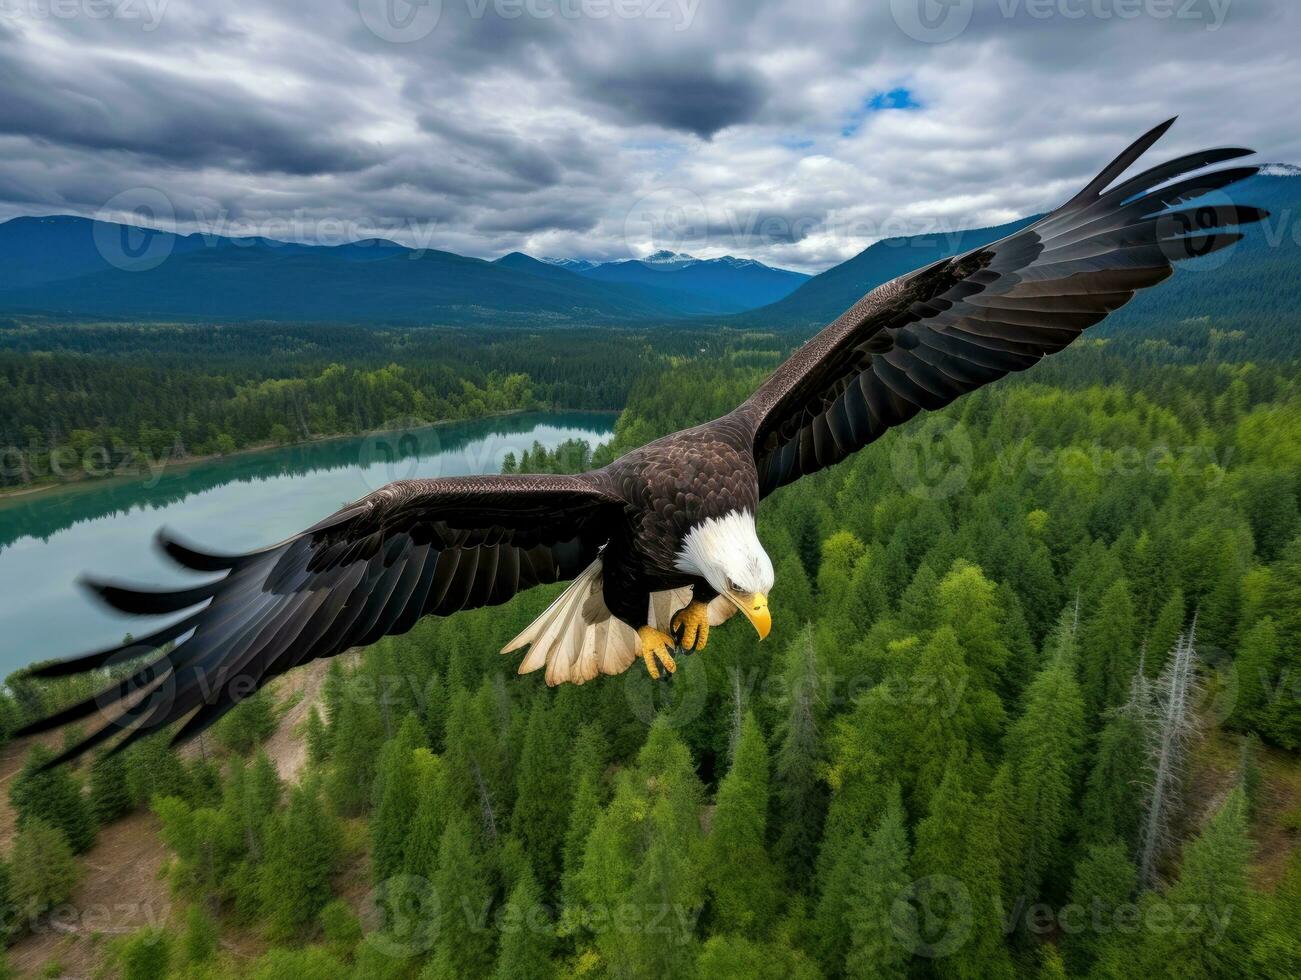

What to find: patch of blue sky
left=842, top=87, right=922, bottom=137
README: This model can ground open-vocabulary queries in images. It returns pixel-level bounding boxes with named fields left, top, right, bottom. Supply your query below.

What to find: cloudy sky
left=0, top=0, right=1295, bottom=272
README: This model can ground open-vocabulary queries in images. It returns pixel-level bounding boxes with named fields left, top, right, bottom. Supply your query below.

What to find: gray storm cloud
left=0, top=0, right=1293, bottom=272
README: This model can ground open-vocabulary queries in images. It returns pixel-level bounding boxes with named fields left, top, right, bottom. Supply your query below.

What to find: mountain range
left=0, top=218, right=807, bottom=324
left=0, top=169, right=1295, bottom=328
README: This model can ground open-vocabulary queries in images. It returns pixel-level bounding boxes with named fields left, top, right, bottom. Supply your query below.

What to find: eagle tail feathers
left=502, top=565, right=735, bottom=685
left=501, top=559, right=639, bottom=685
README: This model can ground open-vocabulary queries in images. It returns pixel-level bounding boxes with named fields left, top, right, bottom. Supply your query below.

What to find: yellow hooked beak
left=732, top=591, right=771, bottom=640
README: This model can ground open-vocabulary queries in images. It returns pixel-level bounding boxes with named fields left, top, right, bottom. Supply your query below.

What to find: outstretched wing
left=18, top=474, right=621, bottom=765
left=740, top=118, right=1266, bottom=496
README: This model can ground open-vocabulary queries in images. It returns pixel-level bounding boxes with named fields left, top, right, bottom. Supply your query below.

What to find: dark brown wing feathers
left=18, top=474, right=618, bottom=766
left=742, top=118, right=1265, bottom=496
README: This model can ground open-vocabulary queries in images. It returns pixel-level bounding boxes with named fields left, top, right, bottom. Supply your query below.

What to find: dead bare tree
left=1137, top=611, right=1201, bottom=889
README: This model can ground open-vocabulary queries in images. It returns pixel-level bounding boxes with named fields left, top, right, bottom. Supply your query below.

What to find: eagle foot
left=638, top=626, right=677, bottom=680
left=670, top=600, right=710, bottom=652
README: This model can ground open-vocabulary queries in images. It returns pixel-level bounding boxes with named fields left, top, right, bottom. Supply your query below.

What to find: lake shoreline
left=0, top=410, right=620, bottom=674
left=0, top=406, right=621, bottom=508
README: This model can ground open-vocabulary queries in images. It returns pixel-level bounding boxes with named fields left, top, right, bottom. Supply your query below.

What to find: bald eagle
left=20, top=119, right=1265, bottom=766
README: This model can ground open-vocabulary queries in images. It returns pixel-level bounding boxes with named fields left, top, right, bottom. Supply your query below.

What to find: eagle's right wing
left=739, top=118, right=1265, bottom=497
left=19, top=473, right=622, bottom=765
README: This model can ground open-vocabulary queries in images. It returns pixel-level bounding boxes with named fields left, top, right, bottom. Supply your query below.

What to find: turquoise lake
left=0, top=411, right=617, bottom=677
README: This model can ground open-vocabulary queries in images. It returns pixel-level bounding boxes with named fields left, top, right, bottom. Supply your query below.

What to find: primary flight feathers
left=18, top=118, right=1264, bottom=768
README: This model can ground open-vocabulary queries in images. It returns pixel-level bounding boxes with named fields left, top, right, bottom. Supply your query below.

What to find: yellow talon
left=638, top=625, right=677, bottom=679
left=670, top=600, right=711, bottom=653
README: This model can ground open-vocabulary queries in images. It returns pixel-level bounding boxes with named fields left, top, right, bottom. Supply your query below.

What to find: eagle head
left=674, top=509, right=774, bottom=640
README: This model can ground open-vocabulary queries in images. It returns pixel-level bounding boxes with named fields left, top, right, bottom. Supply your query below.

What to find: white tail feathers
left=501, top=559, right=737, bottom=686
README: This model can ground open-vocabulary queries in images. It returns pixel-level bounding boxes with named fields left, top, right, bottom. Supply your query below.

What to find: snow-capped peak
left=713, top=255, right=764, bottom=270
left=541, top=256, right=599, bottom=271
left=641, top=250, right=698, bottom=267
left=1260, top=163, right=1301, bottom=177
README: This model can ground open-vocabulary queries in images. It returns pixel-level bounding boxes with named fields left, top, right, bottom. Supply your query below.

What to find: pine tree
left=1003, top=623, right=1085, bottom=905
left=124, top=733, right=192, bottom=806
left=707, top=712, right=778, bottom=936
left=319, top=898, right=362, bottom=959
left=441, top=684, right=510, bottom=847
left=424, top=813, right=495, bottom=980
left=1137, top=787, right=1253, bottom=976
left=772, top=553, right=814, bottom=633
left=214, top=687, right=278, bottom=754
left=493, top=867, right=554, bottom=980
left=774, top=626, right=826, bottom=879
left=259, top=778, right=342, bottom=937
left=402, top=753, right=445, bottom=882
left=904, top=623, right=1003, bottom=811
left=579, top=772, right=641, bottom=971
left=326, top=670, right=384, bottom=815
left=897, top=563, right=940, bottom=635
left=9, top=744, right=95, bottom=853
left=1145, top=588, right=1185, bottom=677
left=910, top=765, right=1014, bottom=980
left=238, top=751, right=281, bottom=860
left=118, top=927, right=170, bottom=980
left=1229, top=617, right=1282, bottom=736
left=1063, top=840, right=1136, bottom=972
left=1080, top=668, right=1151, bottom=851
left=580, top=721, right=705, bottom=978
left=511, top=699, right=570, bottom=890
left=561, top=725, right=604, bottom=914
left=1199, top=533, right=1244, bottom=653
left=183, top=903, right=219, bottom=965
left=9, top=818, right=78, bottom=922
left=1249, top=847, right=1301, bottom=979
left=305, top=705, right=330, bottom=766
left=1080, top=578, right=1139, bottom=714
left=1261, top=536, right=1301, bottom=682
left=695, top=934, right=824, bottom=979
left=846, top=547, right=890, bottom=639
left=844, top=782, right=911, bottom=980
left=89, top=749, right=133, bottom=824
left=371, top=716, right=425, bottom=884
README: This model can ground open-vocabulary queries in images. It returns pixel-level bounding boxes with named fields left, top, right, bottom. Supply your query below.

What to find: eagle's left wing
left=18, top=474, right=620, bottom=766
left=739, top=119, right=1265, bottom=497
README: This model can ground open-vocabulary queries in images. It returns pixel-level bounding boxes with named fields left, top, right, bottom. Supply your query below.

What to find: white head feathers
left=674, top=509, right=775, bottom=596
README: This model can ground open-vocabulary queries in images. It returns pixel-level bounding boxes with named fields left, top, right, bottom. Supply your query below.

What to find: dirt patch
left=1, top=654, right=344, bottom=977
left=1188, top=727, right=1301, bottom=892
left=0, top=730, right=67, bottom=852
left=5, top=809, right=173, bottom=979
left=260, top=654, right=353, bottom=782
